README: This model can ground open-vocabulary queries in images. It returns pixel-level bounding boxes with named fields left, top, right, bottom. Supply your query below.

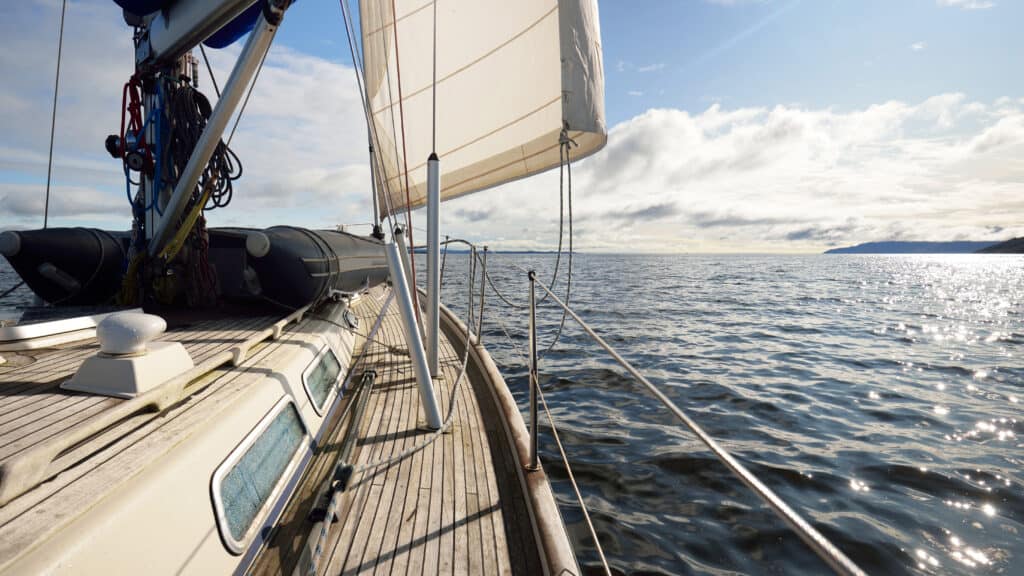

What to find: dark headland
left=977, top=237, right=1024, bottom=253
left=824, top=241, right=998, bottom=254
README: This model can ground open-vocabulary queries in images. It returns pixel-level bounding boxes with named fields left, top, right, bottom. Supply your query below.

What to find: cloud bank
left=1, top=1, right=1020, bottom=253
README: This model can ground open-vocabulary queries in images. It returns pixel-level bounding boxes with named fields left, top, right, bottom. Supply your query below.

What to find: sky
left=1, top=0, right=1022, bottom=253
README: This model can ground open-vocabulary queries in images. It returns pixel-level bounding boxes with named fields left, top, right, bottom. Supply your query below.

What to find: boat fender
left=245, top=231, right=271, bottom=258
left=0, top=231, right=21, bottom=257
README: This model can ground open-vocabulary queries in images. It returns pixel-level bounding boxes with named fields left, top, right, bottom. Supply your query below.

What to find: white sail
left=359, top=0, right=606, bottom=216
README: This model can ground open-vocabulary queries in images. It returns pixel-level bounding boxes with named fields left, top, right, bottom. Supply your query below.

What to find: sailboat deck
left=315, top=291, right=542, bottom=576
left=0, top=314, right=280, bottom=466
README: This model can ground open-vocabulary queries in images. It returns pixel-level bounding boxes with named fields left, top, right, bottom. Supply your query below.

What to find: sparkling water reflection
left=435, top=253, right=1023, bottom=576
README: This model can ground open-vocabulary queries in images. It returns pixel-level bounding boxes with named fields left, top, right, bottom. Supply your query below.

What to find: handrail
left=526, top=272, right=868, bottom=576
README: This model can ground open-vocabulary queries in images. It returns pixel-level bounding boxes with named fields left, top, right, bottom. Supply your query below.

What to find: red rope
left=120, top=77, right=147, bottom=164
left=390, top=0, right=421, bottom=322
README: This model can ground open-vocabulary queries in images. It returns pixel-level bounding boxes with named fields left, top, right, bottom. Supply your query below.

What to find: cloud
left=937, top=0, right=995, bottom=9
left=627, top=90, right=644, bottom=97
left=0, top=0, right=371, bottom=232
left=910, top=41, right=928, bottom=51
left=441, top=92, right=1024, bottom=252
left=636, top=63, right=666, bottom=73
left=2, top=2, right=1020, bottom=254
left=0, top=183, right=125, bottom=223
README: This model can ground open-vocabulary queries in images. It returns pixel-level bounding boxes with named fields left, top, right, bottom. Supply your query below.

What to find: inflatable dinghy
left=0, top=226, right=389, bottom=310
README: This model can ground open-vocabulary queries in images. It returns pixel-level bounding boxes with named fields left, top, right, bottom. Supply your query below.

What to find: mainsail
left=358, top=0, right=606, bottom=216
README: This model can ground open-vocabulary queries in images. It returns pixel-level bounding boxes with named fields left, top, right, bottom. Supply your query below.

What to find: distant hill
left=977, top=237, right=1024, bottom=254
left=825, top=241, right=998, bottom=254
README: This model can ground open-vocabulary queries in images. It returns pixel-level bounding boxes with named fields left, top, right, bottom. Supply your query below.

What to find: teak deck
left=252, top=289, right=543, bottom=575
left=0, top=287, right=565, bottom=575
left=0, top=314, right=278, bottom=466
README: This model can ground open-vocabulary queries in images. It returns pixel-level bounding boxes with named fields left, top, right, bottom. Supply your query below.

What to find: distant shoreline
left=823, top=240, right=1016, bottom=254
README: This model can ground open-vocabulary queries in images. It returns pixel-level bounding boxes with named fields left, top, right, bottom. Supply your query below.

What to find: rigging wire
left=431, top=0, right=437, bottom=154
left=43, top=0, right=68, bottom=229
left=226, top=41, right=271, bottom=148
left=198, top=44, right=221, bottom=98
left=338, top=0, right=398, bottom=233
left=0, top=281, right=26, bottom=302
left=389, top=0, right=422, bottom=320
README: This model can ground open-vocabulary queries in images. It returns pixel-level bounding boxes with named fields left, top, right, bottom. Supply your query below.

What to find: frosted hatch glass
left=306, top=349, right=342, bottom=410
left=220, top=402, right=306, bottom=541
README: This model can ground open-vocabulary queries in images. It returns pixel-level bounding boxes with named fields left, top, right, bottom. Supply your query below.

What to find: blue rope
left=124, top=98, right=162, bottom=213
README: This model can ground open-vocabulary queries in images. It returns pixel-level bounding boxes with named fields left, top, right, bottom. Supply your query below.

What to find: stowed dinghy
left=0, top=227, right=388, bottom=311
left=213, top=227, right=389, bottom=310
left=0, top=228, right=128, bottom=306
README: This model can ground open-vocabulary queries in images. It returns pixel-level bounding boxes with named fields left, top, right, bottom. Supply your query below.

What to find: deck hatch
left=212, top=398, right=308, bottom=553
left=302, top=345, right=342, bottom=414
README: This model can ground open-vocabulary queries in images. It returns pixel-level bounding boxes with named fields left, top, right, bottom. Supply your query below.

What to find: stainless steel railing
left=524, top=270, right=868, bottom=576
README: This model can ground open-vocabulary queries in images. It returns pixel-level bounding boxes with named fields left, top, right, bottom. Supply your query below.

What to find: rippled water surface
left=2, top=254, right=1021, bottom=575
left=438, top=253, right=1023, bottom=575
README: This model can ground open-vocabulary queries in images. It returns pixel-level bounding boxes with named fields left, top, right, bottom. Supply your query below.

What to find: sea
left=2, top=254, right=1022, bottom=575
left=435, top=253, right=1023, bottom=576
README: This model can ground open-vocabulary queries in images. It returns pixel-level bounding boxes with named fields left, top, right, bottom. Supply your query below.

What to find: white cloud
left=442, top=94, right=1024, bottom=253
left=0, top=0, right=370, bottom=230
left=910, top=41, right=928, bottom=52
left=636, top=63, right=666, bottom=73
left=627, top=90, right=645, bottom=97
left=2, top=2, right=1021, bottom=254
left=937, top=0, right=996, bottom=9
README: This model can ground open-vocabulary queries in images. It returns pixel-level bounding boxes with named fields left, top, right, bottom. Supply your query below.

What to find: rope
left=476, top=134, right=577, bottom=313
left=43, top=0, right=67, bottom=229
left=155, top=75, right=242, bottom=212
left=350, top=247, right=483, bottom=477
left=542, top=135, right=576, bottom=356
left=440, top=234, right=449, bottom=284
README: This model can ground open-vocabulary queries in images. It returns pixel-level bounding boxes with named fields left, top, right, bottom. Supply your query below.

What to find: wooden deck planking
left=0, top=315, right=280, bottom=466
left=0, top=319, right=293, bottom=534
left=317, top=290, right=541, bottom=576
